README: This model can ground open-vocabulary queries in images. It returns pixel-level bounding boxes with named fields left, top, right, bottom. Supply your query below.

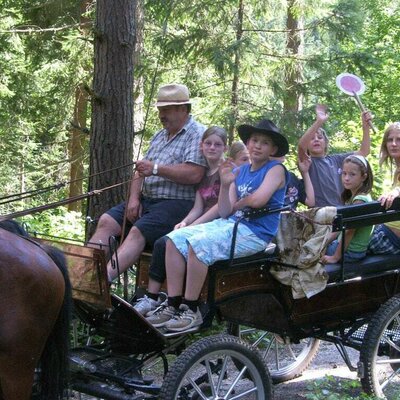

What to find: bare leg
left=165, top=239, right=187, bottom=297
left=147, top=278, right=163, bottom=295
left=87, top=214, right=121, bottom=258
left=107, top=226, right=146, bottom=281
left=184, top=245, right=208, bottom=301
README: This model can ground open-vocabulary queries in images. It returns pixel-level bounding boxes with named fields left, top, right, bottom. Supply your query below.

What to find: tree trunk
left=228, top=0, right=244, bottom=145
left=87, top=0, right=135, bottom=232
left=133, top=0, right=145, bottom=161
left=283, top=0, right=303, bottom=139
left=68, top=84, right=88, bottom=212
left=68, top=0, right=91, bottom=213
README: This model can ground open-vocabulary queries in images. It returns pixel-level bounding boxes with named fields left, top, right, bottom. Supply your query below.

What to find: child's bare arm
left=175, top=191, right=204, bottom=229
left=218, top=160, right=238, bottom=218
left=321, top=229, right=356, bottom=264
left=234, top=165, right=286, bottom=211
left=190, top=204, right=219, bottom=226
left=298, top=104, right=329, bottom=161
left=298, top=157, right=315, bottom=207
left=354, top=110, right=372, bottom=157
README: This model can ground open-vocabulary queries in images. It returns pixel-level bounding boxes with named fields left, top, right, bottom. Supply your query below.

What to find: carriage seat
left=208, top=242, right=277, bottom=271
left=325, top=254, right=400, bottom=283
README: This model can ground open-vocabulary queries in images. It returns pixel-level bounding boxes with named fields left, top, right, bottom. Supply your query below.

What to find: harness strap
left=0, top=181, right=129, bottom=222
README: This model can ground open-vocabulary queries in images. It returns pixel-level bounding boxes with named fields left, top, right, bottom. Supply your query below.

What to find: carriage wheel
left=360, top=295, right=400, bottom=399
left=159, top=334, right=273, bottom=400
left=227, top=323, right=320, bottom=383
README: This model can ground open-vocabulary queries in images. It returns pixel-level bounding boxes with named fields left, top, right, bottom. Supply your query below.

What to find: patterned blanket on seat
left=270, top=206, right=337, bottom=299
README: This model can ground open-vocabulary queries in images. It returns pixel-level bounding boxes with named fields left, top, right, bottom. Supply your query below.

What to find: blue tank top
left=230, top=160, right=287, bottom=242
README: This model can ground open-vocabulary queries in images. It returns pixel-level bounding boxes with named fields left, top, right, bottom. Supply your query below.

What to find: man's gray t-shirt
left=309, top=153, right=352, bottom=207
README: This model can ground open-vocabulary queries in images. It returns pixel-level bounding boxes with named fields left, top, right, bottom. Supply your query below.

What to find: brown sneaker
left=145, top=301, right=177, bottom=328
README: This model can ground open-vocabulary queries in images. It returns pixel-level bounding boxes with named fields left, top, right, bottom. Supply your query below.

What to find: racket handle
left=353, top=92, right=378, bottom=134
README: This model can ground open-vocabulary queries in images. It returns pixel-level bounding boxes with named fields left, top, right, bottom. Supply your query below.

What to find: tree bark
left=283, top=0, right=303, bottom=139
left=68, top=0, right=91, bottom=212
left=68, top=84, right=88, bottom=212
left=87, top=0, right=135, bottom=232
left=228, top=0, right=244, bottom=145
left=132, top=0, right=145, bottom=161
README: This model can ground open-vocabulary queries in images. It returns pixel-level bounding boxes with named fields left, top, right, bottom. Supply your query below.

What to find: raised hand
left=361, top=110, right=373, bottom=129
left=315, top=104, right=329, bottom=123
left=219, top=159, right=238, bottom=186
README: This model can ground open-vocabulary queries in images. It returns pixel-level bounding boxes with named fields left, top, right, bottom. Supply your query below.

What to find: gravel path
left=274, top=341, right=360, bottom=399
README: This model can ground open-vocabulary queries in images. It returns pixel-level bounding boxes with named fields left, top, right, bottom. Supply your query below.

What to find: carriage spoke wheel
left=159, top=334, right=273, bottom=400
left=227, top=323, right=320, bottom=383
left=360, top=295, right=400, bottom=399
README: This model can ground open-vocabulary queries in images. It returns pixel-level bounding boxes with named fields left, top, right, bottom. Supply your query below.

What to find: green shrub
left=20, top=207, right=86, bottom=241
left=305, top=376, right=379, bottom=400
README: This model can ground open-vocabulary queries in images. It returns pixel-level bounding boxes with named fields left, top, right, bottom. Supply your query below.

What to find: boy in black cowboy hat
left=145, top=118, right=289, bottom=332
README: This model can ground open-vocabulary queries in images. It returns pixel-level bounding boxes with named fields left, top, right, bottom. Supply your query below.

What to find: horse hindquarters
left=0, top=226, right=72, bottom=400
left=36, top=246, right=72, bottom=400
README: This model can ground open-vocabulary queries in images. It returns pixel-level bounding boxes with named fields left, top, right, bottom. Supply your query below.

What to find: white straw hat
left=154, top=83, right=191, bottom=107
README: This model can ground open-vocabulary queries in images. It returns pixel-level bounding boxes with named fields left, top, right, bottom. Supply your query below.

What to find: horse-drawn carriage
left=3, top=200, right=400, bottom=399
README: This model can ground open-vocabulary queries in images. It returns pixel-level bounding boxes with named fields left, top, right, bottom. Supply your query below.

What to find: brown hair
left=228, top=141, right=246, bottom=160
left=201, top=126, right=228, bottom=145
left=379, top=122, right=400, bottom=184
left=317, top=128, right=329, bottom=154
left=341, top=155, right=373, bottom=203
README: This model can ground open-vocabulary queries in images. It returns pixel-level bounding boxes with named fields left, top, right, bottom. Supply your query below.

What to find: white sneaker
left=165, top=304, right=203, bottom=332
left=133, top=295, right=160, bottom=316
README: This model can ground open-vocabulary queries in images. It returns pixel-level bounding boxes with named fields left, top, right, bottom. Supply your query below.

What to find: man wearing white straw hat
left=89, top=84, right=207, bottom=292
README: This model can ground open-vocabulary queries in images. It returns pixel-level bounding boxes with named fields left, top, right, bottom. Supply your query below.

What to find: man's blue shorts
left=106, top=197, right=194, bottom=246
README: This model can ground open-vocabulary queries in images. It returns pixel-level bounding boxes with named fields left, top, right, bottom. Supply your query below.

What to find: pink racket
left=336, top=73, right=376, bottom=133
left=336, top=73, right=365, bottom=97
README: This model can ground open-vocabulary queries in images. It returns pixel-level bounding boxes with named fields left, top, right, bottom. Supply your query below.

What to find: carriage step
left=159, top=325, right=201, bottom=337
left=72, top=380, right=146, bottom=400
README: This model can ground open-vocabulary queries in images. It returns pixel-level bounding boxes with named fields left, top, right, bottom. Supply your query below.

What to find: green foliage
left=305, top=375, right=379, bottom=400
left=20, top=207, right=85, bottom=241
left=0, top=0, right=399, bottom=230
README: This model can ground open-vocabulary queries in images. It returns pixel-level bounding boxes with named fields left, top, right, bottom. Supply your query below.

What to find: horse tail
left=38, top=245, right=72, bottom=400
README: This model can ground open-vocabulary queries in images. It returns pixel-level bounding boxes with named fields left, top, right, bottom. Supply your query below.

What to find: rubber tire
left=159, top=333, right=273, bottom=400
left=227, top=323, right=320, bottom=383
left=360, top=295, right=400, bottom=399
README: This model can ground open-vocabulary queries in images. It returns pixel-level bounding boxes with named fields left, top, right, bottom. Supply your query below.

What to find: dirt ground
left=273, top=341, right=360, bottom=399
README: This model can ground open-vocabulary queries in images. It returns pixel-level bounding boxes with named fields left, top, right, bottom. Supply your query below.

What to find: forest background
left=0, top=0, right=399, bottom=241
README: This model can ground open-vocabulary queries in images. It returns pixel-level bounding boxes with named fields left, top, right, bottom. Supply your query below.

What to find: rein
left=0, top=180, right=130, bottom=222
left=0, top=161, right=136, bottom=205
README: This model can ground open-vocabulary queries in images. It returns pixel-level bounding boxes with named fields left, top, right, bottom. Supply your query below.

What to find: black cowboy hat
left=237, top=119, right=289, bottom=157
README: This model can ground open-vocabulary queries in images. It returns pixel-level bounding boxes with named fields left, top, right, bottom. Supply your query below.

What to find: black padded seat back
left=325, top=254, right=400, bottom=282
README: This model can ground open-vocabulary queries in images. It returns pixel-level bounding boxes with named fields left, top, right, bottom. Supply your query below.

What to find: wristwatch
left=152, top=163, right=159, bottom=175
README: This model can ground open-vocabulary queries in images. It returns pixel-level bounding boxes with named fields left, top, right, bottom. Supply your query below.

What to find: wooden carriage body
left=32, top=200, right=400, bottom=399
left=36, top=200, right=400, bottom=349
left=136, top=201, right=400, bottom=344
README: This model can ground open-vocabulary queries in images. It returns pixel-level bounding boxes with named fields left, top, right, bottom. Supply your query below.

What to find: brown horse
left=0, top=221, right=72, bottom=400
